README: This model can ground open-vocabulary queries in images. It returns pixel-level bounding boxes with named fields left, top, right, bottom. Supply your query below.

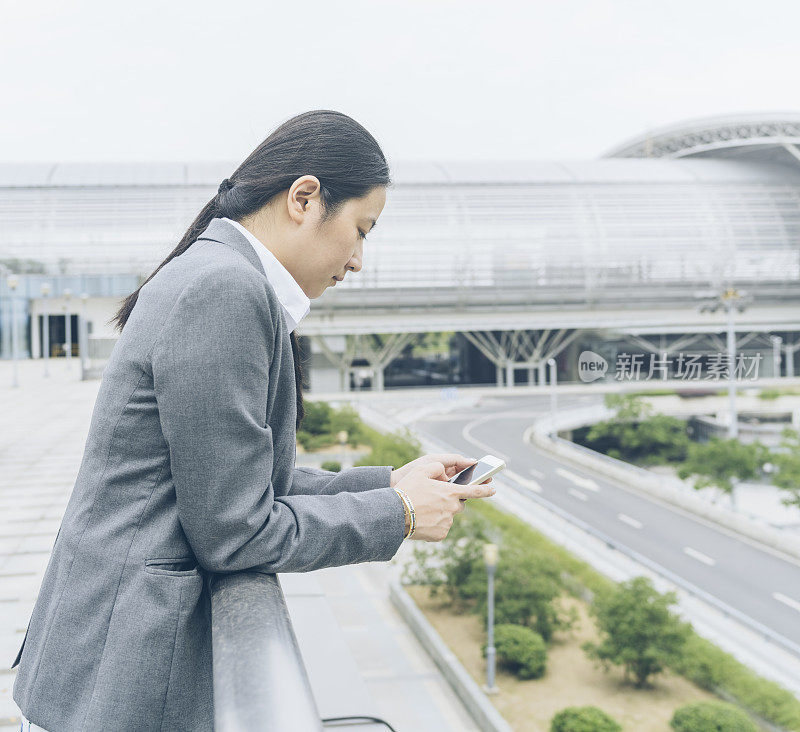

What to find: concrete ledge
left=529, top=412, right=800, bottom=562
left=388, top=579, right=515, bottom=732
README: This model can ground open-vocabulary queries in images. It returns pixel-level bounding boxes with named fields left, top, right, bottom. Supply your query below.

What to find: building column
left=31, top=312, right=41, bottom=359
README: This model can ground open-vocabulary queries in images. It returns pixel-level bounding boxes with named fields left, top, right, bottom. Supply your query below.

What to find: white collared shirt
left=218, top=217, right=311, bottom=334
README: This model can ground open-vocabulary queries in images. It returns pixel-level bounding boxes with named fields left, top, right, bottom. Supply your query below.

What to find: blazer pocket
left=144, top=557, right=201, bottom=576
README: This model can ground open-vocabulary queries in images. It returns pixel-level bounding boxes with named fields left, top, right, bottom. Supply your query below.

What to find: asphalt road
left=391, top=393, right=800, bottom=654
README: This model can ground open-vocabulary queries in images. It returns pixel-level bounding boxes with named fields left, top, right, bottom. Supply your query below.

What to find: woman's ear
left=286, top=175, right=322, bottom=225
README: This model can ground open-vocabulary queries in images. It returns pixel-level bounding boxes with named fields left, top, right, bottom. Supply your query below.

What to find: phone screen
left=449, top=459, right=497, bottom=486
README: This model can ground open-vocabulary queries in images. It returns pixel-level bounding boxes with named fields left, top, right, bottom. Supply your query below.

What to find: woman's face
left=280, top=176, right=386, bottom=299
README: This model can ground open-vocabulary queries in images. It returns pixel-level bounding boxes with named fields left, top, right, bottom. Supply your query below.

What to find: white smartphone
left=448, top=454, right=506, bottom=486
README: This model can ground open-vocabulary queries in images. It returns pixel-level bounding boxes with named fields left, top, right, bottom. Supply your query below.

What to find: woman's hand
left=390, top=453, right=493, bottom=488
left=394, top=461, right=496, bottom=541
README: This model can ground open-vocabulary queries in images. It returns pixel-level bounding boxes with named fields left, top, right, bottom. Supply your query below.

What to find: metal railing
left=209, top=571, right=323, bottom=732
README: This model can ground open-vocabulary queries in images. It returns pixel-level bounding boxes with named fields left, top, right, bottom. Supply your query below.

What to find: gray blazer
left=11, top=217, right=407, bottom=731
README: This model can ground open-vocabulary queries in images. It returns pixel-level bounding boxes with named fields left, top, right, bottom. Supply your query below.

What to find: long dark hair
left=111, top=110, right=391, bottom=429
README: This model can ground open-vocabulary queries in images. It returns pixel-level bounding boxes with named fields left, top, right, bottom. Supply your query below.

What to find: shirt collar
left=218, top=217, right=311, bottom=334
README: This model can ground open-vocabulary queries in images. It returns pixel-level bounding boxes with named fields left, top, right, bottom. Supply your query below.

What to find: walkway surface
left=0, top=360, right=479, bottom=732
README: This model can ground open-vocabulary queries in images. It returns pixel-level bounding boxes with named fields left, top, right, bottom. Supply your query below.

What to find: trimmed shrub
left=484, top=623, right=547, bottom=680
left=550, top=705, right=621, bottom=732
left=296, top=430, right=337, bottom=451
left=670, top=701, right=758, bottom=731
left=320, top=461, right=341, bottom=472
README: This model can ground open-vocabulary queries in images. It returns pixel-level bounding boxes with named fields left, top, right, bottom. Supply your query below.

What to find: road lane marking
left=555, top=468, right=599, bottom=492
left=462, top=418, right=511, bottom=463
left=529, top=467, right=545, bottom=479
left=504, top=469, right=542, bottom=493
left=774, top=592, right=800, bottom=614
left=683, top=547, right=716, bottom=566
left=568, top=488, right=588, bottom=501
left=618, top=513, right=643, bottom=529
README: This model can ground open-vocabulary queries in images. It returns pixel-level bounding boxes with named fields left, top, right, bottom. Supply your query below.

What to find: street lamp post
left=482, top=543, right=499, bottom=695
left=7, top=274, right=20, bottom=388
left=80, top=292, right=89, bottom=379
left=724, top=294, right=738, bottom=439
left=41, top=282, right=51, bottom=376
left=64, top=288, right=72, bottom=367
left=700, top=288, right=749, bottom=440
left=337, top=430, right=349, bottom=469
left=771, top=335, right=783, bottom=379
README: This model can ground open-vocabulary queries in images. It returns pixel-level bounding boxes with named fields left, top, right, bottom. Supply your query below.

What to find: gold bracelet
left=393, top=488, right=412, bottom=538
left=393, top=487, right=415, bottom=539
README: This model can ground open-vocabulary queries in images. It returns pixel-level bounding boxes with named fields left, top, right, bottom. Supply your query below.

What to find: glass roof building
left=1, top=114, right=799, bottom=388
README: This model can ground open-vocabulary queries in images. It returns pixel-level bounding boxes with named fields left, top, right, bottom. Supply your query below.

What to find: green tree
left=482, top=540, right=577, bottom=642
left=402, top=519, right=576, bottom=641
left=604, top=392, right=653, bottom=419
left=582, top=576, right=691, bottom=688
left=326, top=404, right=365, bottom=447
left=300, top=399, right=334, bottom=435
left=582, top=394, right=689, bottom=465
left=770, top=428, right=800, bottom=510
left=677, top=437, right=769, bottom=506
left=401, top=512, right=494, bottom=608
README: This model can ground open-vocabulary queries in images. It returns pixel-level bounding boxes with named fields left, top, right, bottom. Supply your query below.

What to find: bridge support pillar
left=505, top=361, right=514, bottom=387
left=787, top=345, right=795, bottom=378
left=538, top=361, right=546, bottom=387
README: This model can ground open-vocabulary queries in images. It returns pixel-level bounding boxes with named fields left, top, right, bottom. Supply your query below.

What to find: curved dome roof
left=604, top=113, right=800, bottom=165
left=1, top=150, right=798, bottom=304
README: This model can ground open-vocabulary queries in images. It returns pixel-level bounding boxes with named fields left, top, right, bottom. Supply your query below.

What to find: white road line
left=774, top=592, right=800, bottom=614
left=555, top=467, right=599, bottom=492
left=683, top=547, right=716, bottom=566
left=618, top=513, right=643, bottom=530
left=522, top=425, right=536, bottom=445
left=504, top=469, right=542, bottom=493
left=462, top=419, right=511, bottom=463
left=529, top=467, right=545, bottom=479
left=568, top=488, right=588, bottom=501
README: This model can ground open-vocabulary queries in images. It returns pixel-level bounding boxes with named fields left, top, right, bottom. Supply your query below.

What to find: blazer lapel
left=195, top=218, right=267, bottom=279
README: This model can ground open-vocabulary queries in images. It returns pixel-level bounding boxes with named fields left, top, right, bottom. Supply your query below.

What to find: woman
left=12, top=110, right=495, bottom=731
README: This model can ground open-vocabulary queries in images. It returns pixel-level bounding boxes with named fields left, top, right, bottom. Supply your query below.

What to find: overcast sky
left=2, top=0, right=799, bottom=165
